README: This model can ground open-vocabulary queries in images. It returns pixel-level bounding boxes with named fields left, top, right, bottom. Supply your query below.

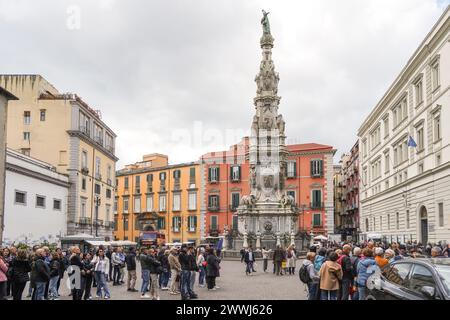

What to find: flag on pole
left=407, top=136, right=417, bottom=148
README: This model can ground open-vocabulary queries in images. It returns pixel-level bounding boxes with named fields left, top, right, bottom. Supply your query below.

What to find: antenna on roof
left=95, top=110, right=102, bottom=119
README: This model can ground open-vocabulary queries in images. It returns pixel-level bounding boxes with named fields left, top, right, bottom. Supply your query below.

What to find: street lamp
left=95, top=196, right=101, bottom=237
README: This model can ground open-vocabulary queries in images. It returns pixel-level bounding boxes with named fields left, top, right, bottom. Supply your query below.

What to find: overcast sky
left=1, top=0, right=449, bottom=168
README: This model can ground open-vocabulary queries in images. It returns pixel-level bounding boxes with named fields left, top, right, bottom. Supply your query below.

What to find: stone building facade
left=0, top=75, right=117, bottom=239
left=358, top=7, right=450, bottom=244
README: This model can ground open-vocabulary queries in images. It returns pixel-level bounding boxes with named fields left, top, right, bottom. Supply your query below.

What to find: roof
left=287, top=143, right=334, bottom=152
left=0, top=86, right=18, bottom=100
left=116, top=161, right=199, bottom=177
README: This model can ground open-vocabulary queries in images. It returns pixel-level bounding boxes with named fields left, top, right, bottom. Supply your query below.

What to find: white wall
left=3, top=152, right=69, bottom=245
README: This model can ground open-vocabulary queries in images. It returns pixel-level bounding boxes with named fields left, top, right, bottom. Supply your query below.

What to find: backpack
left=299, top=264, right=310, bottom=284
left=337, top=254, right=346, bottom=266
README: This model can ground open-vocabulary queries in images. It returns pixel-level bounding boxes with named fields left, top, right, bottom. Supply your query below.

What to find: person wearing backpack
left=300, top=252, right=320, bottom=300
left=319, top=252, right=343, bottom=300
left=337, top=244, right=353, bottom=300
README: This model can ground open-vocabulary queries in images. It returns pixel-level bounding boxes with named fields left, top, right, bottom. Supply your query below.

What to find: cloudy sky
left=1, top=0, right=449, bottom=167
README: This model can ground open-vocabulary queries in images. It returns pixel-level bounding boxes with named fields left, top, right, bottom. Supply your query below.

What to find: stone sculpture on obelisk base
left=236, top=11, right=300, bottom=250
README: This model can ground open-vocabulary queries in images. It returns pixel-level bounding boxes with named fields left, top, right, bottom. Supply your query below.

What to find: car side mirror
left=420, top=286, right=435, bottom=299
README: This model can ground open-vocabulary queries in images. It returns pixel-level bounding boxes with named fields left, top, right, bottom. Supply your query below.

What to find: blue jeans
left=49, top=276, right=59, bottom=299
left=95, top=272, right=110, bottom=298
left=307, top=282, right=318, bottom=300
left=181, top=270, right=193, bottom=298
left=34, top=282, right=47, bottom=300
left=358, top=286, right=367, bottom=300
left=320, top=290, right=338, bottom=300
left=198, top=266, right=206, bottom=286
left=159, top=270, right=170, bottom=288
left=246, top=261, right=254, bottom=274
left=141, top=269, right=150, bottom=294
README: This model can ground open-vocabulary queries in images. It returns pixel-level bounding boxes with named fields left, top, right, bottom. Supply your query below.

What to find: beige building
left=0, top=75, right=118, bottom=239
left=0, top=87, right=18, bottom=244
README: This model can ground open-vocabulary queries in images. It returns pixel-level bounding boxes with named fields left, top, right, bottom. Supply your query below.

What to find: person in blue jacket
left=356, top=248, right=378, bottom=300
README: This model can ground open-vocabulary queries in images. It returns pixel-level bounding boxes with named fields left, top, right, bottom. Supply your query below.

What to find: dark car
left=366, top=258, right=450, bottom=300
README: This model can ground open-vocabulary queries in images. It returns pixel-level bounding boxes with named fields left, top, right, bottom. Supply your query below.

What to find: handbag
left=202, top=261, right=207, bottom=267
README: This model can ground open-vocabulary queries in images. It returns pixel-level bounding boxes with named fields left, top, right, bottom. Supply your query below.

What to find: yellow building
left=114, top=154, right=201, bottom=244
left=0, top=75, right=118, bottom=239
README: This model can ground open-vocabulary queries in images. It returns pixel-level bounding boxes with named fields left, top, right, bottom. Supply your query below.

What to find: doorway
left=419, top=206, right=428, bottom=245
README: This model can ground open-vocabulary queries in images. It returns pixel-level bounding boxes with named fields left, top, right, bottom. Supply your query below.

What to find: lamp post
left=95, top=196, right=101, bottom=237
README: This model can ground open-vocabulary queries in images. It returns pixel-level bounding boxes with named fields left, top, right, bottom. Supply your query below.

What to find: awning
left=110, top=240, right=137, bottom=246
left=85, top=240, right=110, bottom=247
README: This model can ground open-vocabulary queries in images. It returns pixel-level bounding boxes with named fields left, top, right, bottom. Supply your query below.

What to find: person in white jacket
left=91, top=248, right=111, bottom=299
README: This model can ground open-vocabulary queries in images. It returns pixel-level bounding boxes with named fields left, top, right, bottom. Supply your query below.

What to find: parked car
left=366, top=258, right=450, bottom=300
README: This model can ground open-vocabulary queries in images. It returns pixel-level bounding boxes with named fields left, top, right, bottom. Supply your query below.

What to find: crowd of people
left=240, top=245, right=298, bottom=276
left=0, top=243, right=222, bottom=301
left=299, top=240, right=450, bottom=300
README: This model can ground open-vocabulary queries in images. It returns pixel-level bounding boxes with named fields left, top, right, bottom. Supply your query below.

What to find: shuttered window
left=287, top=161, right=297, bottom=178
left=230, top=165, right=241, bottom=182
left=311, top=190, right=322, bottom=209
left=208, top=167, right=220, bottom=182
left=231, top=193, right=240, bottom=209
left=311, top=160, right=323, bottom=177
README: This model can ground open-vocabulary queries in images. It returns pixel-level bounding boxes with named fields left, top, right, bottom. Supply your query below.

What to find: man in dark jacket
left=244, top=246, right=256, bottom=276
left=338, top=244, right=353, bottom=300
left=31, top=249, right=50, bottom=300
left=273, top=245, right=284, bottom=276
left=125, top=247, right=137, bottom=292
left=179, top=246, right=197, bottom=300
left=188, top=247, right=199, bottom=294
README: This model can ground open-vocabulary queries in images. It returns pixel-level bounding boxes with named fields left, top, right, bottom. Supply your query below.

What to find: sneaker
left=214, top=286, right=220, bottom=289
left=161, top=287, right=169, bottom=291
left=104, top=296, right=110, bottom=300
left=96, top=295, right=101, bottom=299
left=152, top=296, right=161, bottom=300
left=130, top=289, right=138, bottom=292
left=141, top=294, right=151, bottom=299
left=169, top=291, right=178, bottom=295
left=190, top=294, right=198, bottom=299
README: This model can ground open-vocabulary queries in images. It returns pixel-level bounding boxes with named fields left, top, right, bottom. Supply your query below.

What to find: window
left=106, top=188, right=111, bottom=199
left=159, top=194, right=167, bottom=212
left=123, top=198, right=129, bottom=213
left=385, top=152, right=390, bottom=173
left=380, top=216, right=383, bottom=230
left=107, top=165, right=112, bottom=183
left=79, top=112, right=90, bottom=135
left=95, top=183, right=101, bottom=195
left=14, top=191, right=26, bottom=205
left=23, top=111, right=31, bottom=125
left=230, top=165, right=241, bottom=182
left=311, top=190, right=322, bottom=209
left=80, top=198, right=87, bottom=218
left=438, top=202, right=444, bottom=227
left=157, top=217, right=165, bottom=230
left=188, top=192, right=197, bottom=210
left=95, top=157, right=101, bottom=179
left=231, top=193, right=240, bottom=210
left=371, top=158, right=382, bottom=180
left=363, top=140, right=368, bottom=158
left=415, top=80, right=423, bottom=106
left=81, top=177, right=86, bottom=191
left=393, top=97, right=408, bottom=127
left=134, top=196, right=141, bottom=213
left=286, top=161, right=296, bottom=178
left=287, top=191, right=296, bottom=203
left=310, top=160, right=323, bottom=177
left=159, top=172, right=166, bottom=181
left=23, top=132, right=30, bottom=141
left=387, top=214, right=391, bottom=230
left=53, top=199, right=62, bottom=211
left=173, top=170, right=181, bottom=180
left=172, top=216, right=181, bottom=232
left=408, top=265, right=435, bottom=297
left=172, top=193, right=181, bottom=211
left=123, top=218, right=129, bottom=231
left=384, top=116, right=390, bottom=137
left=365, top=218, right=369, bottom=231
left=189, top=167, right=196, bottom=180
left=370, top=125, right=381, bottom=149
left=417, top=127, right=424, bottom=152
left=40, top=109, right=46, bottom=121
left=106, top=204, right=111, bottom=224
left=94, top=123, right=103, bottom=145
left=431, top=58, right=440, bottom=91
left=434, top=114, right=441, bottom=142
left=124, top=177, right=129, bottom=189
left=232, top=215, right=239, bottom=231
left=146, top=194, right=153, bottom=212
left=146, top=174, right=153, bottom=191
left=436, top=153, right=442, bottom=166
left=418, top=163, right=424, bottom=174
left=36, top=195, right=45, bottom=208
left=81, top=151, right=88, bottom=169
left=135, top=175, right=141, bottom=193
left=188, top=216, right=197, bottom=232
left=210, top=216, right=218, bottom=230
left=313, top=213, right=321, bottom=227
left=114, top=217, right=118, bottom=231
left=396, top=212, right=400, bottom=229
left=208, top=195, right=220, bottom=211
left=114, top=199, right=118, bottom=213
left=406, top=210, right=410, bottom=229
left=385, top=263, right=412, bottom=286
left=208, top=167, right=219, bottom=183
left=21, top=148, right=30, bottom=156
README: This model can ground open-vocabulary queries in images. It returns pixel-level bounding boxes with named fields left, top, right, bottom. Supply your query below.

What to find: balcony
left=95, top=219, right=104, bottom=227
left=79, top=217, right=91, bottom=225
left=208, top=206, right=220, bottom=212
left=81, top=167, right=89, bottom=175
left=188, top=227, right=196, bottom=233
left=229, top=205, right=238, bottom=212
left=79, top=125, right=90, bottom=137
left=105, top=145, right=115, bottom=154
left=94, top=135, right=104, bottom=146
left=209, top=179, right=219, bottom=184
left=208, top=228, right=220, bottom=236
left=310, top=202, right=324, bottom=210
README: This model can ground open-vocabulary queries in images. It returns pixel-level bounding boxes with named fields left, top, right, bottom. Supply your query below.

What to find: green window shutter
left=293, top=161, right=297, bottom=177
left=230, top=166, right=233, bottom=180
left=310, top=161, right=314, bottom=176
left=194, top=216, right=197, bottom=227
left=217, top=167, right=220, bottom=181
left=238, top=166, right=241, bottom=180
left=208, top=195, right=211, bottom=207
left=190, top=167, right=195, bottom=178
left=208, top=168, right=211, bottom=182
left=320, top=160, right=324, bottom=177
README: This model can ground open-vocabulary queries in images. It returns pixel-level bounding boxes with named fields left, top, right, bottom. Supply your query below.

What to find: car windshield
left=435, top=265, right=450, bottom=296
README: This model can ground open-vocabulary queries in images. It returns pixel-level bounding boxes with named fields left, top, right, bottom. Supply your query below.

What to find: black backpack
left=299, top=264, right=310, bottom=284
